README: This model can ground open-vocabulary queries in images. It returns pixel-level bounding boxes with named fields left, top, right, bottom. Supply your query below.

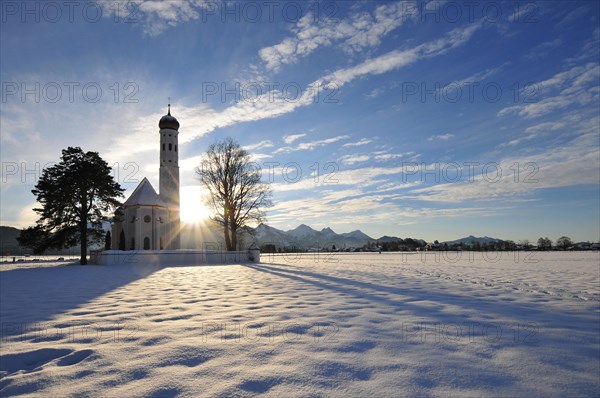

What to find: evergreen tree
left=20, top=147, right=124, bottom=264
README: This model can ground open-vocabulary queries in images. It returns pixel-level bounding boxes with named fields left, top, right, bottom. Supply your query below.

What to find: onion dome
left=159, top=104, right=179, bottom=130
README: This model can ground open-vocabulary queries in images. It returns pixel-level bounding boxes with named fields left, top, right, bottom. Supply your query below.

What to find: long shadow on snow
left=0, top=263, right=161, bottom=337
left=244, top=263, right=598, bottom=343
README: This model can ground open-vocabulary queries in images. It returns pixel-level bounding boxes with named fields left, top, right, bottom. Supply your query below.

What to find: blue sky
left=1, top=0, right=599, bottom=243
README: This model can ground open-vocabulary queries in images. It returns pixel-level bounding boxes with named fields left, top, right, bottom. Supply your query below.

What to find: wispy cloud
left=498, top=62, right=599, bottom=119
left=556, top=6, right=589, bottom=30
left=258, top=1, right=413, bottom=71
left=440, top=64, right=506, bottom=91
left=283, top=134, right=307, bottom=144
left=318, top=21, right=483, bottom=87
left=427, top=133, right=454, bottom=141
left=274, top=135, right=350, bottom=154
left=408, top=132, right=600, bottom=202
left=374, top=153, right=404, bottom=162
left=523, top=38, right=562, bottom=61
left=103, top=0, right=212, bottom=36
left=343, top=138, right=372, bottom=147
left=339, top=154, right=370, bottom=165
left=243, top=140, right=274, bottom=151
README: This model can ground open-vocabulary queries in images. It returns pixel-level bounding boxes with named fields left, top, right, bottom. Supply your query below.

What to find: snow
left=1, top=252, right=599, bottom=397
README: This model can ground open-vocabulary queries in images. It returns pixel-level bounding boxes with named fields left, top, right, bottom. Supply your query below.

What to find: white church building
left=111, top=106, right=181, bottom=251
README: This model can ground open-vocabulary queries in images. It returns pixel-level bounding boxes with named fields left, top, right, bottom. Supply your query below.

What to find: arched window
left=160, top=238, right=163, bottom=250
left=143, top=237, right=150, bottom=250
left=119, top=230, right=126, bottom=250
left=175, top=145, right=177, bottom=152
left=162, top=143, right=165, bottom=151
left=169, top=143, right=172, bottom=151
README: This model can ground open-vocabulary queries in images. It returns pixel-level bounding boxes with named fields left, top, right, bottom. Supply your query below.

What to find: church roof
left=123, top=177, right=168, bottom=207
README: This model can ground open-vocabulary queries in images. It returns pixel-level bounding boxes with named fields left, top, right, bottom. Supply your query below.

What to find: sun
left=180, top=186, right=213, bottom=224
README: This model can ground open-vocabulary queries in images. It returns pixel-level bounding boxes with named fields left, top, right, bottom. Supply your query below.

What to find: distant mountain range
left=252, top=223, right=376, bottom=250
left=441, top=235, right=502, bottom=246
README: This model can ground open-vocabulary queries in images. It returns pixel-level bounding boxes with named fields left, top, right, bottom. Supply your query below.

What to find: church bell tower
left=158, top=103, right=180, bottom=249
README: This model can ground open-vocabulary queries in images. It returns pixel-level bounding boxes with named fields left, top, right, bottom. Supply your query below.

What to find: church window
left=119, top=230, right=126, bottom=250
left=160, top=238, right=163, bottom=250
left=175, top=145, right=177, bottom=152
left=144, top=215, right=151, bottom=223
left=169, top=143, right=172, bottom=151
left=162, top=144, right=165, bottom=151
left=143, top=237, right=150, bottom=250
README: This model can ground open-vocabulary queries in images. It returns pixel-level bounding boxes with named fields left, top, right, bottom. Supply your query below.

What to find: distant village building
left=111, top=106, right=181, bottom=250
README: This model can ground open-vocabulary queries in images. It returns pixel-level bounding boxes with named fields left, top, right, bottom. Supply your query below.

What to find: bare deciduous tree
left=196, top=137, right=272, bottom=251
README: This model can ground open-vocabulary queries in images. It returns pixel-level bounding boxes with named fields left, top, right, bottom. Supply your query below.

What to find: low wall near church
left=91, top=248, right=260, bottom=266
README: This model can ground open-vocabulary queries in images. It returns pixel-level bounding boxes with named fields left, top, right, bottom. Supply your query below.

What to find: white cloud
left=283, top=134, right=306, bottom=144
left=339, top=154, right=370, bottom=165
left=319, top=21, right=483, bottom=88
left=365, top=88, right=384, bottom=99
left=407, top=132, right=600, bottom=203
left=440, top=64, right=506, bottom=91
left=258, top=1, right=413, bottom=71
left=374, top=153, right=404, bottom=161
left=343, top=138, right=372, bottom=147
left=556, top=6, right=589, bottom=29
left=274, top=135, right=349, bottom=154
left=427, top=134, right=454, bottom=141
left=243, top=140, right=274, bottom=151
left=103, top=1, right=211, bottom=36
left=523, top=38, right=563, bottom=61
left=498, top=63, right=600, bottom=119
left=524, top=121, right=566, bottom=134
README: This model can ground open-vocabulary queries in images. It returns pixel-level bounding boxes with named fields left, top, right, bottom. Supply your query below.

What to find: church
left=111, top=106, right=181, bottom=251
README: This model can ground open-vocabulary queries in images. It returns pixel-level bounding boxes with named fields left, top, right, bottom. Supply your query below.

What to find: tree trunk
left=80, top=218, right=87, bottom=265
left=228, top=205, right=236, bottom=251
left=223, top=221, right=232, bottom=251
left=80, top=195, right=88, bottom=265
left=231, top=227, right=237, bottom=251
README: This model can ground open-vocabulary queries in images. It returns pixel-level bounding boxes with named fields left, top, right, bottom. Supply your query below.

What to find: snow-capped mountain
left=442, top=235, right=502, bottom=246
left=340, top=230, right=372, bottom=241
left=286, top=224, right=320, bottom=239
left=248, top=224, right=374, bottom=249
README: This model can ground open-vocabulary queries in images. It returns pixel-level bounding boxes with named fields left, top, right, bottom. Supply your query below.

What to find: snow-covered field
left=1, top=252, right=598, bottom=397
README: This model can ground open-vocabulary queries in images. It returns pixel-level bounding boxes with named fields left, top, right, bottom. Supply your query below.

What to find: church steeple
left=158, top=104, right=180, bottom=249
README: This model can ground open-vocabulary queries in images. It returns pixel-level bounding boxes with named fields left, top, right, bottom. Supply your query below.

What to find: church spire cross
left=167, top=97, right=171, bottom=115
